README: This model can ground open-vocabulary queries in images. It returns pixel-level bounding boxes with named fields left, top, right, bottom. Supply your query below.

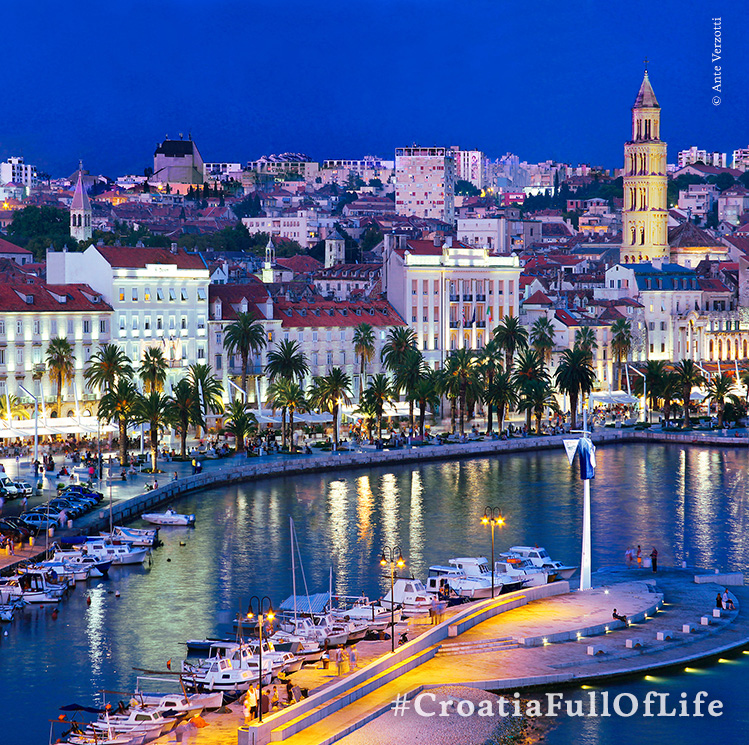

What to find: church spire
left=633, top=70, right=659, bottom=109
left=70, top=163, right=92, bottom=242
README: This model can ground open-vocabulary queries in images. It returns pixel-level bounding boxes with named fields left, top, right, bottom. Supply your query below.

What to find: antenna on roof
left=179, top=133, right=184, bottom=140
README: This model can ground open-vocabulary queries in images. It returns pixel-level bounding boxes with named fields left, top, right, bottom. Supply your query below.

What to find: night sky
left=2, top=0, right=746, bottom=177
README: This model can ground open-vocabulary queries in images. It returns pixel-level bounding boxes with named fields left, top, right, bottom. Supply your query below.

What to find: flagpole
left=580, top=403, right=592, bottom=590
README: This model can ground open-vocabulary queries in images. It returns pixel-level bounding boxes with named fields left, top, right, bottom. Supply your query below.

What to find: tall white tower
left=262, top=235, right=275, bottom=283
left=70, top=162, right=92, bottom=243
left=324, top=228, right=346, bottom=269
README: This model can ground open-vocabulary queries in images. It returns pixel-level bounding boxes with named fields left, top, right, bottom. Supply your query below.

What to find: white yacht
left=182, top=641, right=273, bottom=692
left=437, top=558, right=526, bottom=596
left=494, top=554, right=555, bottom=587
left=379, top=577, right=433, bottom=615
left=507, top=546, right=577, bottom=580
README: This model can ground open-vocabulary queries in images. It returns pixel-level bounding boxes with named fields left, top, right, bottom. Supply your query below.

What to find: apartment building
left=395, top=146, right=455, bottom=224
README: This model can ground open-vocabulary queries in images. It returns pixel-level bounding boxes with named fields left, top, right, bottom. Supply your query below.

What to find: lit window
left=132, top=288, right=138, bottom=301
left=144, top=287, right=151, bottom=302
left=119, top=288, right=125, bottom=302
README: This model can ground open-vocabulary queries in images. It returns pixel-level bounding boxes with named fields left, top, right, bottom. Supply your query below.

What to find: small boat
left=507, top=546, right=578, bottom=580
left=141, top=508, right=195, bottom=527
left=440, top=557, right=526, bottom=595
left=425, top=566, right=495, bottom=600
left=185, top=637, right=229, bottom=655
left=495, top=554, right=555, bottom=587
left=102, top=526, right=159, bottom=547
left=52, top=550, right=112, bottom=577
left=379, top=577, right=432, bottom=615
left=132, top=688, right=223, bottom=714
left=0, top=568, right=69, bottom=604
left=181, top=641, right=272, bottom=694
left=81, top=540, right=150, bottom=566
left=0, top=604, right=16, bottom=622
left=330, top=595, right=394, bottom=632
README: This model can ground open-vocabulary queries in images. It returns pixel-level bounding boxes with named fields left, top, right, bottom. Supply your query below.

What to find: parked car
left=0, top=517, right=33, bottom=538
left=19, top=513, right=58, bottom=533
left=0, top=475, right=19, bottom=499
left=0, top=520, right=26, bottom=541
left=12, top=482, right=33, bottom=498
left=46, top=499, right=85, bottom=518
left=61, top=485, right=103, bottom=502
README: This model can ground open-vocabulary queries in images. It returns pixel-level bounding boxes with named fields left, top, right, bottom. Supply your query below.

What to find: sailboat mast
left=290, top=516, right=297, bottom=621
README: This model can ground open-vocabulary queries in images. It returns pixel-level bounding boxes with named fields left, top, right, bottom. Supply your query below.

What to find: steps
left=436, top=636, right=519, bottom=656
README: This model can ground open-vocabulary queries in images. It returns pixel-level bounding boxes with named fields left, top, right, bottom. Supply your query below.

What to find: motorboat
left=0, top=604, right=16, bottom=622
left=52, top=550, right=112, bottom=577
left=330, top=595, right=395, bottom=632
left=245, top=639, right=302, bottom=676
left=0, top=568, right=68, bottom=604
left=81, top=539, right=150, bottom=566
left=278, top=614, right=348, bottom=647
left=131, top=688, right=223, bottom=714
left=507, top=545, right=578, bottom=580
left=267, top=631, right=323, bottom=663
left=494, top=554, right=555, bottom=587
left=141, top=508, right=195, bottom=527
left=28, top=560, right=90, bottom=583
left=91, top=709, right=177, bottom=741
left=425, top=565, right=495, bottom=600
left=446, top=557, right=526, bottom=595
left=379, top=577, right=432, bottom=615
left=181, top=641, right=273, bottom=692
left=102, top=526, right=159, bottom=547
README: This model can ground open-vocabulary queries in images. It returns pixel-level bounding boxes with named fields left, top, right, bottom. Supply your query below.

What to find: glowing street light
left=481, top=507, right=505, bottom=598
left=246, top=595, right=274, bottom=723
left=380, top=546, right=405, bottom=653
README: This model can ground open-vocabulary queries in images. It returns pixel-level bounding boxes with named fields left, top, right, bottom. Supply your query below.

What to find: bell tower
left=262, top=235, right=275, bottom=283
left=70, top=161, right=92, bottom=243
left=620, top=68, right=668, bottom=266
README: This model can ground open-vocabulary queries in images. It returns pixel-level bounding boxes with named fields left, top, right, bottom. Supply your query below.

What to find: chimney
left=433, top=235, right=441, bottom=247
left=445, top=236, right=453, bottom=248
left=171, top=242, right=178, bottom=254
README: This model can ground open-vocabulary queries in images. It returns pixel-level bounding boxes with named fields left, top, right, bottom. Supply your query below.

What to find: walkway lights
left=380, top=546, right=405, bottom=653
left=247, top=595, right=274, bottom=722
left=481, top=507, right=505, bottom=598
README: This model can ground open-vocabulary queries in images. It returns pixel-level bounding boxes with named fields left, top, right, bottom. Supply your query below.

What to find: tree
left=139, top=346, right=168, bottom=394
left=0, top=395, right=30, bottom=421
left=224, top=399, right=257, bottom=454
left=520, top=380, right=560, bottom=434
left=352, top=322, right=376, bottom=387
left=360, top=227, right=383, bottom=253
left=359, top=374, right=394, bottom=444
left=530, top=317, right=556, bottom=366
left=267, top=378, right=308, bottom=450
left=493, top=316, right=529, bottom=372
left=223, top=312, right=267, bottom=400
left=574, top=327, right=598, bottom=354
left=134, top=391, right=172, bottom=472
left=84, top=344, right=134, bottom=394
left=265, top=340, right=309, bottom=383
left=166, top=379, right=200, bottom=458
left=392, top=348, right=426, bottom=432
left=45, top=337, right=75, bottom=417
left=309, top=368, right=352, bottom=450
left=477, top=338, right=503, bottom=432
left=610, top=319, right=632, bottom=391
left=706, top=373, right=737, bottom=428
left=673, top=359, right=703, bottom=429
left=485, top=371, right=517, bottom=434
left=512, top=350, right=551, bottom=431
left=8, top=205, right=77, bottom=259
left=642, top=360, right=667, bottom=422
left=660, top=372, right=680, bottom=426
left=98, top=379, right=139, bottom=466
left=445, top=349, right=480, bottom=435
left=187, top=363, right=224, bottom=434
left=381, top=327, right=417, bottom=372
left=555, top=348, right=595, bottom=429
left=410, top=370, right=440, bottom=439
left=455, top=179, right=480, bottom=197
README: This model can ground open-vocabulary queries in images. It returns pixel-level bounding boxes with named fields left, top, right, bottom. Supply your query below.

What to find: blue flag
left=578, top=437, right=596, bottom=480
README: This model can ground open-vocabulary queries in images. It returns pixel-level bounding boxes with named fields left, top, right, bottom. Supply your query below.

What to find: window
left=340, top=330, right=345, bottom=342
left=99, top=319, right=107, bottom=333
left=197, top=288, right=207, bottom=301
left=1, top=320, right=7, bottom=335
left=181, top=288, right=189, bottom=302
left=312, top=352, right=318, bottom=366
left=132, top=288, right=138, bottom=301
left=67, top=319, right=74, bottom=334
left=649, top=322, right=655, bottom=331
left=312, top=330, right=318, bottom=343
left=661, top=343, right=665, bottom=353
left=181, top=317, right=187, bottom=330
left=33, top=320, right=41, bottom=335
left=268, top=331, right=273, bottom=343
left=197, top=316, right=205, bottom=330
left=215, top=354, right=222, bottom=370
left=342, top=352, right=346, bottom=365
left=144, top=317, right=151, bottom=330
left=132, top=317, right=139, bottom=330
left=660, top=321, right=666, bottom=331
left=119, top=288, right=125, bottom=302
left=32, top=348, right=41, bottom=364
left=169, top=317, right=175, bottom=330
left=157, top=288, right=164, bottom=302
left=16, top=348, right=23, bottom=365
left=157, top=317, right=163, bottom=331
left=144, top=287, right=151, bottom=302
left=119, top=316, right=126, bottom=330
left=83, top=320, right=91, bottom=334
left=0, top=349, right=4, bottom=364
left=216, top=332, right=222, bottom=345
left=197, top=347, right=205, bottom=359
left=326, top=330, right=332, bottom=342
left=16, top=320, right=22, bottom=335
left=327, top=352, right=333, bottom=365
left=169, top=288, right=176, bottom=302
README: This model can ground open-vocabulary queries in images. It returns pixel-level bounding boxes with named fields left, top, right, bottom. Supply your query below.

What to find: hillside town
left=1, top=71, right=749, bottom=432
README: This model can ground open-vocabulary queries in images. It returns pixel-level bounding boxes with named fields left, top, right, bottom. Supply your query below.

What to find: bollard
left=67, top=520, right=73, bottom=530
left=29, top=536, right=34, bottom=548
left=48, top=527, right=55, bottom=538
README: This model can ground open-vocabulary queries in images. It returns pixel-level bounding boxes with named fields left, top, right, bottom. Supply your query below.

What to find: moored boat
left=141, top=508, right=195, bottom=527
left=507, top=545, right=578, bottom=580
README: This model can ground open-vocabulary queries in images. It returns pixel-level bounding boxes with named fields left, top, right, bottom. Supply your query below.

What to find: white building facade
left=395, top=147, right=455, bottom=224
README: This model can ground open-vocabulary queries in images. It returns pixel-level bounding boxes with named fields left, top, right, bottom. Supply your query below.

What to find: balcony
left=449, top=321, right=461, bottom=329
left=462, top=294, right=473, bottom=302
left=476, top=321, right=487, bottom=328
left=449, top=294, right=460, bottom=302
left=475, top=294, right=486, bottom=302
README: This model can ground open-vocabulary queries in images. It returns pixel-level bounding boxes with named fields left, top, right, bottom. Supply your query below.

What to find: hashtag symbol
left=391, top=694, right=410, bottom=716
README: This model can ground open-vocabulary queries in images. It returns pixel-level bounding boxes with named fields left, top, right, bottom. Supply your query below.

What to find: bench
left=700, top=616, right=711, bottom=626
left=656, top=630, right=674, bottom=641
left=681, top=624, right=693, bottom=634
left=587, top=645, right=605, bottom=656
left=625, top=637, right=645, bottom=649
left=713, top=608, right=722, bottom=618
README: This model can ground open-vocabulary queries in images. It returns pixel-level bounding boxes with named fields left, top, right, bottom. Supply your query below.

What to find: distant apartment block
left=677, top=146, right=727, bottom=168
left=0, top=156, right=37, bottom=190
left=247, top=153, right=320, bottom=182
left=732, top=147, right=749, bottom=171
left=451, top=148, right=485, bottom=190
left=242, top=214, right=322, bottom=248
left=322, top=157, right=395, bottom=174
left=677, top=184, right=719, bottom=221
left=153, top=137, right=204, bottom=184
left=203, top=162, right=243, bottom=181
left=395, top=146, right=455, bottom=224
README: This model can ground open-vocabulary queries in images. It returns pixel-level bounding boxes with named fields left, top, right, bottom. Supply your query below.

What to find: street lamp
left=380, top=546, right=405, bottom=654
left=246, top=595, right=274, bottom=723
left=481, top=508, right=505, bottom=599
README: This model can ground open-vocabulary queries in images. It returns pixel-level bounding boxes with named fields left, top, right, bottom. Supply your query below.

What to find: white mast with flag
left=563, top=404, right=596, bottom=591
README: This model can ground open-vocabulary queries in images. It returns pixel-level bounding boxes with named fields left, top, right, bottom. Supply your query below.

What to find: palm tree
left=359, top=373, right=394, bottom=445
left=445, top=348, right=480, bottom=435
left=706, top=373, right=737, bottom=428
left=643, top=360, right=667, bottom=422
left=512, top=349, right=550, bottom=431
left=139, top=346, right=168, bottom=394
left=267, top=378, right=308, bottom=450
left=574, top=327, right=598, bottom=354
left=0, top=395, right=30, bottom=421
left=187, top=363, right=224, bottom=435
left=98, top=379, right=139, bottom=466
left=484, top=371, right=517, bottom=434
left=309, top=368, right=352, bottom=450
left=166, top=379, right=200, bottom=458
left=380, top=326, right=417, bottom=372
left=610, top=319, right=632, bottom=391
left=224, top=399, right=257, bottom=454
left=134, top=391, right=173, bottom=472
left=660, top=371, right=680, bottom=427
left=673, top=359, right=703, bottom=429
left=477, top=338, right=503, bottom=433
left=223, top=312, right=266, bottom=399
left=45, top=337, right=75, bottom=416
left=493, top=316, right=528, bottom=372
left=410, top=370, right=440, bottom=439
left=530, top=317, right=555, bottom=366
left=519, top=380, right=560, bottom=434
left=392, top=348, right=426, bottom=432
left=435, top=366, right=458, bottom=434
left=265, top=339, right=309, bottom=384
left=555, top=348, right=596, bottom=429
left=353, top=322, right=375, bottom=390
left=84, top=344, right=134, bottom=393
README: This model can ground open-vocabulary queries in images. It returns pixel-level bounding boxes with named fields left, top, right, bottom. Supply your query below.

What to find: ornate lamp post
left=380, top=546, right=405, bottom=653
left=246, top=595, right=274, bottom=722
left=481, top=508, right=505, bottom=599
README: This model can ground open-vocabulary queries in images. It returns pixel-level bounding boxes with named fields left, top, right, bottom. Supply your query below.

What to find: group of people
left=625, top=545, right=658, bottom=572
left=243, top=679, right=303, bottom=723
left=717, top=589, right=736, bottom=611
left=320, top=643, right=358, bottom=676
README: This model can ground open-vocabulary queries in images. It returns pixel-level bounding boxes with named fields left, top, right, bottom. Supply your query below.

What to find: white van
left=0, top=474, right=19, bottom=498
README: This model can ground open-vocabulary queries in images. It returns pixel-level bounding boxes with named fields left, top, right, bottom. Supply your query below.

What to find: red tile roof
left=554, top=309, right=578, bottom=327
left=524, top=290, right=552, bottom=305
left=94, top=246, right=206, bottom=270
left=0, top=237, right=32, bottom=255
left=274, top=299, right=405, bottom=328
left=0, top=282, right=111, bottom=312
left=276, top=255, right=324, bottom=274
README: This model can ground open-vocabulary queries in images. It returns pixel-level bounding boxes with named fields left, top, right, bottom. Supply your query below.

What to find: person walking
left=348, top=643, right=358, bottom=670
left=244, top=686, right=257, bottom=723
left=335, top=646, right=344, bottom=676
left=636, top=545, right=642, bottom=567
left=650, top=547, right=658, bottom=572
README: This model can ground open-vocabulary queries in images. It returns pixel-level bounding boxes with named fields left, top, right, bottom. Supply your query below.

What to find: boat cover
left=278, top=593, right=330, bottom=614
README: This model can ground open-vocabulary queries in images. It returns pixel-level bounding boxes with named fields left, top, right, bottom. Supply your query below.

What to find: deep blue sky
left=2, top=0, right=746, bottom=177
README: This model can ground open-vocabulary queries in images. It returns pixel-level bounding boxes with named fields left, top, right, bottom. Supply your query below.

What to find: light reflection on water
left=1, top=443, right=748, bottom=745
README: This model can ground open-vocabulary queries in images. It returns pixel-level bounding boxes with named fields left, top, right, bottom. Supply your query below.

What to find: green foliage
left=8, top=206, right=78, bottom=259
left=360, top=226, right=384, bottom=253
left=224, top=399, right=257, bottom=453
left=233, top=193, right=263, bottom=218
left=455, top=179, right=480, bottom=197
left=708, top=172, right=735, bottom=192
